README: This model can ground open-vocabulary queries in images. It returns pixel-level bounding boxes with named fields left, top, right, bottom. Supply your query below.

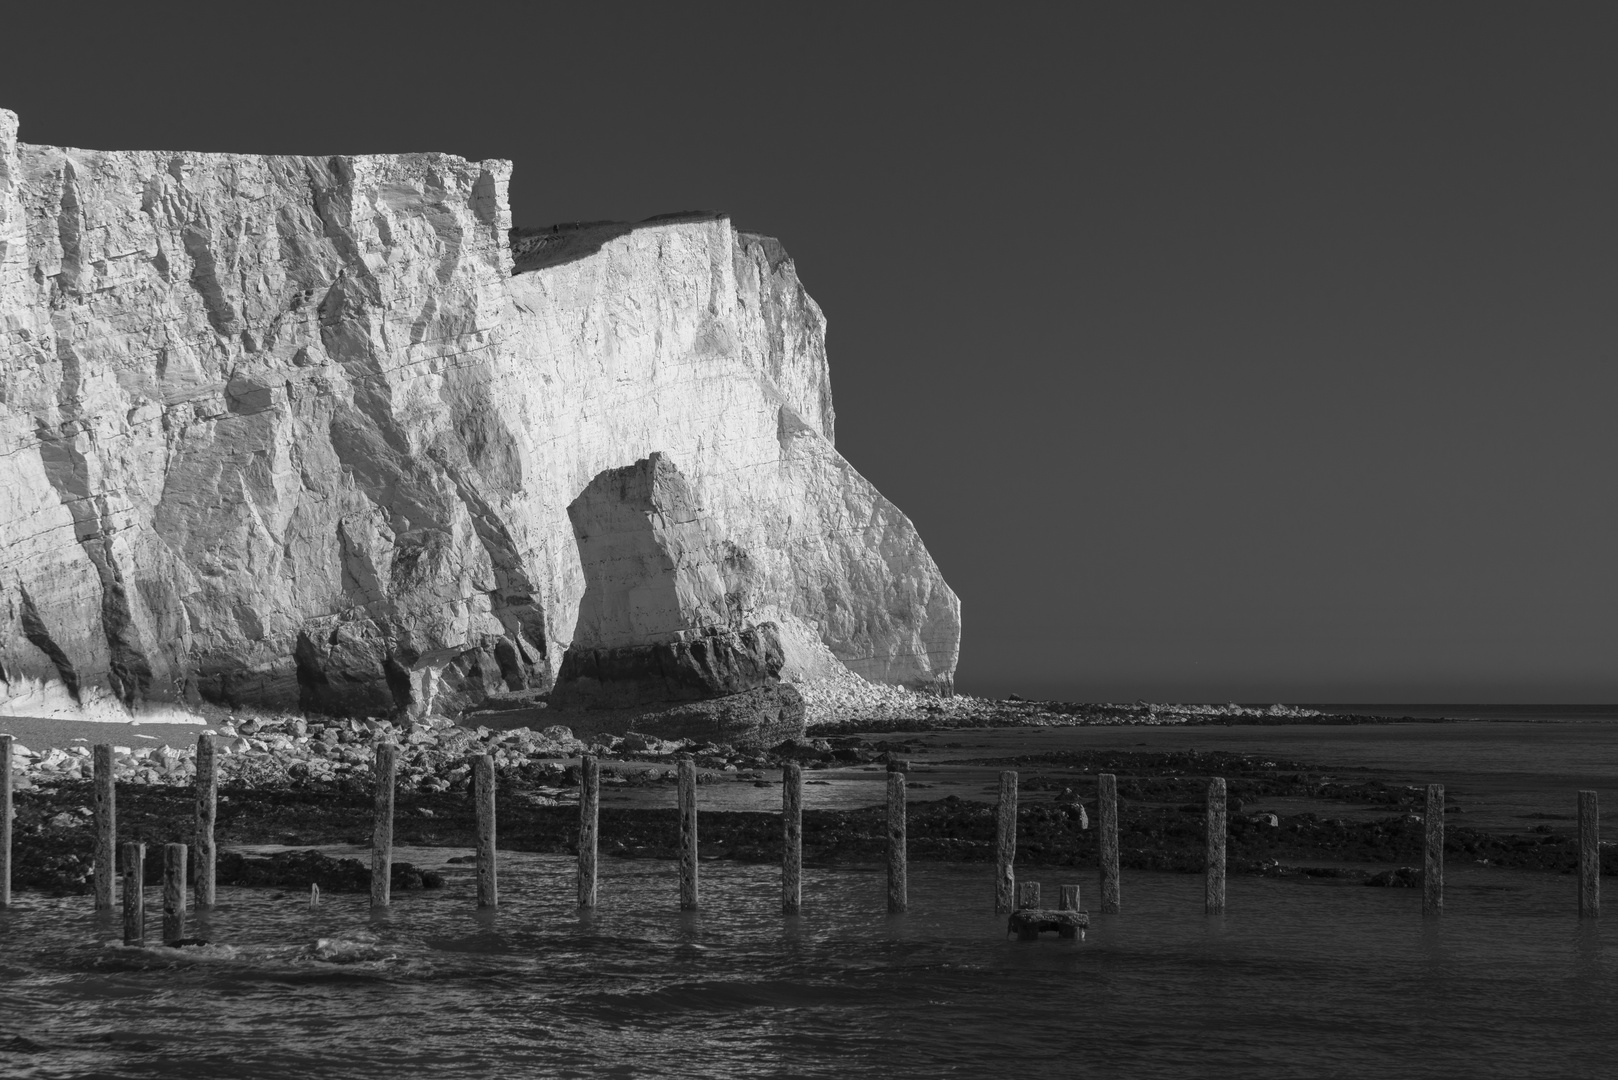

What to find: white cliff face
left=0, top=109, right=959, bottom=720
left=502, top=218, right=960, bottom=691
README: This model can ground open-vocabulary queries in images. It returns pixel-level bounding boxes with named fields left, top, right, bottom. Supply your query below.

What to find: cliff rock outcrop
left=0, top=108, right=960, bottom=723
left=550, top=452, right=784, bottom=709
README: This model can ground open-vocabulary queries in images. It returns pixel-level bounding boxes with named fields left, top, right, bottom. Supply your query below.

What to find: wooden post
left=1057, top=885, right=1083, bottom=939
left=1579, top=790, right=1600, bottom=918
left=163, top=843, right=187, bottom=942
left=1206, top=776, right=1227, bottom=914
left=121, top=841, right=145, bottom=946
left=0, top=734, right=11, bottom=908
left=475, top=754, right=497, bottom=908
left=1098, top=772, right=1120, bottom=914
left=782, top=762, right=802, bottom=915
left=371, top=742, right=396, bottom=908
left=887, top=761, right=908, bottom=913
left=678, top=756, right=698, bottom=910
left=194, top=734, right=217, bottom=909
left=1017, top=880, right=1040, bottom=910
left=995, top=770, right=1017, bottom=914
left=1424, top=783, right=1444, bottom=915
left=94, top=744, right=116, bottom=911
left=578, top=755, right=599, bottom=909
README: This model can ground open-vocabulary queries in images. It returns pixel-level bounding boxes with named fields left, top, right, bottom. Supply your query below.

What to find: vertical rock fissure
left=180, top=219, right=238, bottom=337
left=33, top=416, right=155, bottom=708
left=17, top=585, right=81, bottom=701
left=433, top=452, right=550, bottom=688
left=54, top=159, right=85, bottom=299
left=93, top=528, right=155, bottom=706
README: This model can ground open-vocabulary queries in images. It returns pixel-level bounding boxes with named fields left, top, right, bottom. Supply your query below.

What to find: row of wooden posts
left=0, top=735, right=1604, bottom=944
left=334, top=755, right=1618, bottom=922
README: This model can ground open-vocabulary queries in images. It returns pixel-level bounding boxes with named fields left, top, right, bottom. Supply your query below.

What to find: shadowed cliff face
left=0, top=107, right=960, bottom=721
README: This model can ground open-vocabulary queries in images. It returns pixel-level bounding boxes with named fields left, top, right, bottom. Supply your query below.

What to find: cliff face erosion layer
left=0, top=109, right=960, bottom=723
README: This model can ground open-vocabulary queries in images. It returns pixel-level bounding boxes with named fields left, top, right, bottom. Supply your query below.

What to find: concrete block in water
left=1007, top=909, right=1088, bottom=941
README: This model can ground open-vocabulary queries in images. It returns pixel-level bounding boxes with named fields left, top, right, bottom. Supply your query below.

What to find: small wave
left=145, top=941, right=244, bottom=963
left=304, top=932, right=400, bottom=965
left=96, top=935, right=410, bottom=969
left=88, top=940, right=246, bottom=971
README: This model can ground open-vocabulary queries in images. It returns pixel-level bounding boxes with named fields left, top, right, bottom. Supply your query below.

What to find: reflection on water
left=0, top=850, right=1612, bottom=1079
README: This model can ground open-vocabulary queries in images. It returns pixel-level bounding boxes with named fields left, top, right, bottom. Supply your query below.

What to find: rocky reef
left=0, top=109, right=960, bottom=730
left=12, top=723, right=1612, bottom=897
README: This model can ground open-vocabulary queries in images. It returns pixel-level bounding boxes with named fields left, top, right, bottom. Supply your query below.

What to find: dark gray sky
left=5, top=3, right=1615, bottom=703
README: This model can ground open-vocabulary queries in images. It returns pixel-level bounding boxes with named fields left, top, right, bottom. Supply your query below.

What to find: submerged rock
left=1365, top=866, right=1423, bottom=888
left=216, top=849, right=444, bottom=892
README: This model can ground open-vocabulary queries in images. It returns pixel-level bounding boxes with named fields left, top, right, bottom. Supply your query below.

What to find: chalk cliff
left=0, top=108, right=960, bottom=722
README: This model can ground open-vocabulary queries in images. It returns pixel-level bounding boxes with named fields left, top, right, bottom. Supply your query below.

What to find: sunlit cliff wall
left=0, top=108, right=959, bottom=720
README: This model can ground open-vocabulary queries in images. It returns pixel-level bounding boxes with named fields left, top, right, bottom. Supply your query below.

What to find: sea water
left=2, top=716, right=1616, bottom=1078
left=0, top=851, right=1613, bottom=1078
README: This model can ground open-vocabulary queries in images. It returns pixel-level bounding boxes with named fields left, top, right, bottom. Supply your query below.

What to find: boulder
left=1366, top=866, right=1423, bottom=888
left=627, top=685, right=806, bottom=748
left=552, top=623, right=786, bottom=709
left=549, top=684, right=805, bottom=750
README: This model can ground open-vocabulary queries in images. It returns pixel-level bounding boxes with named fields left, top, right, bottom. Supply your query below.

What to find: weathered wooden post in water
left=94, top=745, right=116, bottom=911
left=1424, top=784, right=1444, bottom=915
left=678, top=756, right=699, bottom=910
left=1059, top=884, right=1080, bottom=911
left=194, top=734, right=217, bottom=909
left=371, top=742, right=397, bottom=908
left=1017, top=881, right=1040, bottom=910
left=475, top=754, right=497, bottom=908
left=1579, top=790, right=1599, bottom=918
left=121, top=842, right=145, bottom=946
left=579, top=755, right=599, bottom=909
left=888, top=761, right=908, bottom=913
left=163, top=843, right=187, bottom=942
left=1, top=734, right=12, bottom=907
left=995, top=770, right=1017, bottom=914
left=1206, top=777, right=1227, bottom=914
left=782, top=762, right=802, bottom=915
left=1098, top=773, right=1120, bottom=914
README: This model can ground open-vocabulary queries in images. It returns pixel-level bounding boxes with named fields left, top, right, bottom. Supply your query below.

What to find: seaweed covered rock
left=619, top=684, right=806, bottom=748
left=216, top=849, right=444, bottom=892
left=551, top=623, right=786, bottom=709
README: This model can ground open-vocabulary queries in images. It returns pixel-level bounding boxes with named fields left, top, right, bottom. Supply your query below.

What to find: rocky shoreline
left=791, top=676, right=1480, bottom=731
left=4, top=698, right=1609, bottom=897
left=0, top=687, right=1448, bottom=795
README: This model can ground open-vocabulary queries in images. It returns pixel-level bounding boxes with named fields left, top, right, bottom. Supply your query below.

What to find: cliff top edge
left=1, top=106, right=512, bottom=176
left=509, top=212, right=735, bottom=274
left=1, top=108, right=762, bottom=278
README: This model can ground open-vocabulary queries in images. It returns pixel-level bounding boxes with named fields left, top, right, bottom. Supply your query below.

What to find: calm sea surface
left=1, top=719, right=1615, bottom=1078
